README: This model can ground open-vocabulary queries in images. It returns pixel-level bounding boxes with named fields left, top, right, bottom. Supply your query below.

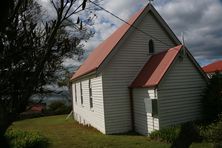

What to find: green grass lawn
left=9, top=115, right=213, bottom=148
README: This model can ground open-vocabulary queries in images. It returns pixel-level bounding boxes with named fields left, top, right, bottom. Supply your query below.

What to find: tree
left=203, top=73, right=222, bottom=122
left=0, top=0, right=97, bottom=146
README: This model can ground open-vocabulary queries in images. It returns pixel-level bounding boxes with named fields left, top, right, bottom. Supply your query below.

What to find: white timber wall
left=102, top=12, right=176, bottom=134
left=146, top=89, right=159, bottom=134
left=158, top=54, right=207, bottom=128
left=133, top=88, right=148, bottom=135
left=147, top=113, right=159, bottom=134
left=72, top=75, right=106, bottom=133
left=133, top=88, right=159, bottom=135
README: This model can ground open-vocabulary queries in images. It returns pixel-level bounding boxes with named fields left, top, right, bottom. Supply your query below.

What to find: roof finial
left=180, top=32, right=186, bottom=57
left=148, top=0, right=154, bottom=4
left=181, top=32, right=185, bottom=45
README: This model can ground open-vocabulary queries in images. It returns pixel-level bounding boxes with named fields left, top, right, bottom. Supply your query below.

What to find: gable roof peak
left=71, top=3, right=181, bottom=81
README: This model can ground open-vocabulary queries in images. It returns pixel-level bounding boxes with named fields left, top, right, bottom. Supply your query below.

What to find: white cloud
left=82, top=0, right=148, bottom=52
left=156, top=0, right=222, bottom=65
left=39, top=0, right=222, bottom=67
left=63, top=57, right=82, bottom=68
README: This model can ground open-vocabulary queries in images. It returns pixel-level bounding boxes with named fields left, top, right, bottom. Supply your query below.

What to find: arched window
left=149, top=39, right=154, bottom=54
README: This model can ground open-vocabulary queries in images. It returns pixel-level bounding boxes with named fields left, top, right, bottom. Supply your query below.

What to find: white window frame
left=144, top=98, right=158, bottom=117
left=80, top=82, right=83, bottom=106
left=74, top=84, right=77, bottom=104
left=89, top=79, right=93, bottom=109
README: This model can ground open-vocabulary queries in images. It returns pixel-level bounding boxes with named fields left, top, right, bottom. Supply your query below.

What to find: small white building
left=202, top=60, right=222, bottom=78
left=70, top=4, right=208, bottom=135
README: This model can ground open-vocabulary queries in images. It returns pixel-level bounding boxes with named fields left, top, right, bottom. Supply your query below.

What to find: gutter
left=70, top=69, right=97, bottom=83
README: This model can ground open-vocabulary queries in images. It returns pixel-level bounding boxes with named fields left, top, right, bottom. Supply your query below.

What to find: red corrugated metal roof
left=130, top=45, right=183, bottom=88
left=71, top=8, right=145, bottom=80
left=202, top=60, right=222, bottom=73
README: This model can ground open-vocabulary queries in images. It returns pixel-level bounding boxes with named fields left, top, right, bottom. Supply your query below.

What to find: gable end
left=71, top=4, right=182, bottom=81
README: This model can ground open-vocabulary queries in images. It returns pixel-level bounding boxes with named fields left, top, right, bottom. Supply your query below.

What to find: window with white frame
left=151, top=99, right=158, bottom=117
left=144, top=98, right=158, bottom=117
left=80, top=82, right=83, bottom=105
left=89, top=79, right=93, bottom=108
left=74, top=84, right=77, bottom=103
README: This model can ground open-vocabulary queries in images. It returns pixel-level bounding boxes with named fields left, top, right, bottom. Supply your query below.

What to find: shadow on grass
left=171, top=123, right=202, bottom=148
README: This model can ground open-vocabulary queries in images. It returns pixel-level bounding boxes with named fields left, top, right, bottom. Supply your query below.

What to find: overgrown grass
left=6, top=129, right=48, bottom=148
left=199, top=118, right=222, bottom=147
left=9, top=115, right=213, bottom=148
left=150, top=126, right=181, bottom=143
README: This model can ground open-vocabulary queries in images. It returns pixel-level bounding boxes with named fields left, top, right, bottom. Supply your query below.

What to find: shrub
left=200, top=116, right=222, bottom=144
left=150, top=126, right=180, bottom=143
left=170, top=123, right=202, bottom=147
left=202, top=73, right=222, bottom=122
left=48, top=101, right=72, bottom=115
left=6, top=129, right=49, bottom=148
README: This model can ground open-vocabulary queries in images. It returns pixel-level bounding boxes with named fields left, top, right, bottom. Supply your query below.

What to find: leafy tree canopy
left=203, top=73, right=222, bottom=122
left=0, top=0, right=99, bottom=146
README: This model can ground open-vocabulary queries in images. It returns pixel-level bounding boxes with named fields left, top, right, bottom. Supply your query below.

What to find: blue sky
left=40, top=0, right=222, bottom=68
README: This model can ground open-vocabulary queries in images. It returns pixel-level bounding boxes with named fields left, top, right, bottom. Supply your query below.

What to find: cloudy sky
left=47, top=0, right=222, bottom=68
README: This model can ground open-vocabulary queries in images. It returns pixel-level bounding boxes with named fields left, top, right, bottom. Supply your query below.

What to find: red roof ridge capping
left=71, top=7, right=146, bottom=80
left=130, top=45, right=183, bottom=88
left=202, top=60, right=222, bottom=73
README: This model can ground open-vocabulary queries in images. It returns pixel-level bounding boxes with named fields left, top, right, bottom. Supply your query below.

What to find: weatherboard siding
left=133, top=88, right=159, bottom=135
left=158, top=54, right=207, bottom=128
left=72, top=75, right=106, bottom=133
left=133, top=88, right=149, bottom=135
left=147, top=113, right=159, bottom=133
left=102, top=12, right=176, bottom=134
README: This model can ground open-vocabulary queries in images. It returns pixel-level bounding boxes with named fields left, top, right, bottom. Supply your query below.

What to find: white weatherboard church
left=70, top=4, right=208, bottom=135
